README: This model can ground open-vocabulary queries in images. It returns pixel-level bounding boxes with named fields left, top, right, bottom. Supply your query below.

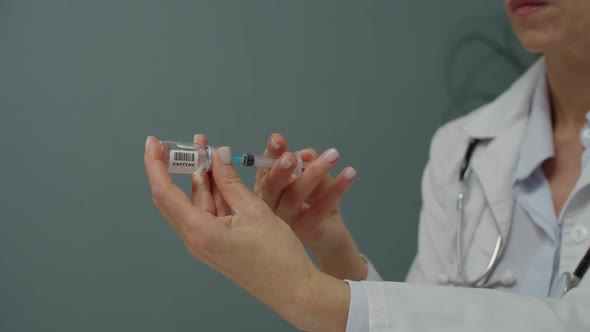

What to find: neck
left=545, top=51, right=590, bottom=131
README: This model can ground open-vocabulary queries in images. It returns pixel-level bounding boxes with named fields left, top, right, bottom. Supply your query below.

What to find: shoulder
left=425, top=105, right=487, bottom=182
left=430, top=106, right=485, bottom=158
left=427, top=58, right=545, bottom=174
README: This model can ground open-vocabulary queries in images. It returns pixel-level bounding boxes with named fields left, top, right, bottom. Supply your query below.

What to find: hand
left=254, top=133, right=354, bottom=250
left=144, top=136, right=350, bottom=332
left=254, top=133, right=367, bottom=280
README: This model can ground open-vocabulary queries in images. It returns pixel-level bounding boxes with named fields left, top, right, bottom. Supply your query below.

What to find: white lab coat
left=361, top=59, right=590, bottom=331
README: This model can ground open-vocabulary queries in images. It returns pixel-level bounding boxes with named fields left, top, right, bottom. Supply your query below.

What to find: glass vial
left=160, top=141, right=215, bottom=174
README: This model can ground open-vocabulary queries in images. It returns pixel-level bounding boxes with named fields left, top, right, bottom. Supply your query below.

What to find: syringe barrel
left=250, top=155, right=276, bottom=168
left=247, top=152, right=309, bottom=177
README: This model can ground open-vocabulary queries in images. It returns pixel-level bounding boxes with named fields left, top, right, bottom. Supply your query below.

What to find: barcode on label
left=173, top=152, right=195, bottom=162
left=168, top=149, right=199, bottom=174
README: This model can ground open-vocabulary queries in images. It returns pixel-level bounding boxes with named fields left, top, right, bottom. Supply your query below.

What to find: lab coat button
left=571, top=225, right=589, bottom=243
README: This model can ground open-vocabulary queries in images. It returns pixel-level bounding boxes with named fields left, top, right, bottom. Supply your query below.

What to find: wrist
left=311, top=228, right=351, bottom=260
left=293, top=271, right=351, bottom=332
left=312, top=231, right=368, bottom=281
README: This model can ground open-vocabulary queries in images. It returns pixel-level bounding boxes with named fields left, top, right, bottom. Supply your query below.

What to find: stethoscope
left=438, top=139, right=590, bottom=298
left=550, top=243, right=590, bottom=298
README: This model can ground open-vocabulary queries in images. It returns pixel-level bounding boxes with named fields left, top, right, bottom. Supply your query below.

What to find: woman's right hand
left=144, top=136, right=351, bottom=332
left=254, top=133, right=368, bottom=280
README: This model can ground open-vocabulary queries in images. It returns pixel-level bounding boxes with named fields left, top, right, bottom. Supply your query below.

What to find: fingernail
left=270, top=137, right=280, bottom=150
left=344, top=167, right=357, bottom=180
left=145, top=136, right=151, bottom=151
left=280, top=155, right=293, bottom=169
left=323, top=148, right=339, bottom=163
left=218, top=146, right=232, bottom=165
left=194, top=134, right=201, bottom=143
left=299, top=150, right=313, bottom=161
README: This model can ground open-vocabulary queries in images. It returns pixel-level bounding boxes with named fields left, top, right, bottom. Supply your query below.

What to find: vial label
left=168, top=150, right=199, bottom=174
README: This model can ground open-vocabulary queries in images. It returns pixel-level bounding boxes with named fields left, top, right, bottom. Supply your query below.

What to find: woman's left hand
left=254, top=133, right=367, bottom=281
left=144, top=136, right=349, bottom=332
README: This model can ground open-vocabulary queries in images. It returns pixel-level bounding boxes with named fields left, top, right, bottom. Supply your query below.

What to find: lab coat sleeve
left=359, top=126, right=590, bottom=331
left=360, top=279, right=590, bottom=331
left=343, top=255, right=383, bottom=331
left=343, top=253, right=384, bottom=332
left=344, top=280, right=370, bottom=332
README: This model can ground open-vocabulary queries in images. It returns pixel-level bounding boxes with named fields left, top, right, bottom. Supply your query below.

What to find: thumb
left=211, top=146, right=259, bottom=215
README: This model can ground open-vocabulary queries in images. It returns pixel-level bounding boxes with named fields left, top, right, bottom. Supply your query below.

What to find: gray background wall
left=0, top=1, right=534, bottom=331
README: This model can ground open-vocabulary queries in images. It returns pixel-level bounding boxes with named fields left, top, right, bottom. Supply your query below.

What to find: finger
left=191, top=134, right=215, bottom=214
left=306, top=175, right=333, bottom=204
left=212, top=180, right=232, bottom=216
left=145, top=136, right=206, bottom=230
left=276, top=148, right=340, bottom=221
left=193, top=134, right=231, bottom=216
left=265, top=133, right=288, bottom=157
left=255, top=133, right=288, bottom=184
left=298, top=167, right=356, bottom=223
left=300, top=148, right=318, bottom=161
left=298, top=148, right=334, bottom=203
left=192, top=172, right=215, bottom=213
left=211, top=146, right=262, bottom=215
left=258, top=152, right=298, bottom=210
left=293, top=148, right=316, bottom=182
left=195, top=133, right=208, bottom=147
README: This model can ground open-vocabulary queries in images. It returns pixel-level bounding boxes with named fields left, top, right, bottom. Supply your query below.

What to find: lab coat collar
left=459, top=58, right=545, bottom=256
left=513, top=71, right=554, bottom=183
left=460, top=58, right=545, bottom=140
left=574, top=113, right=590, bottom=190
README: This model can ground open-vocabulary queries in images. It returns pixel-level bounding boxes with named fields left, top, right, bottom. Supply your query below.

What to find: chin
left=506, top=3, right=584, bottom=55
left=511, top=23, right=569, bottom=54
left=516, top=31, right=555, bottom=53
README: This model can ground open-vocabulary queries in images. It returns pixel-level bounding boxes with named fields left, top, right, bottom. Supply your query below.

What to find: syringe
left=160, top=141, right=310, bottom=176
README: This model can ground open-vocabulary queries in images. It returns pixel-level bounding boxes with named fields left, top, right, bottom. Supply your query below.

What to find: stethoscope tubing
left=456, top=139, right=590, bottom=296
left=456, top=161, right=504, bottom=287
